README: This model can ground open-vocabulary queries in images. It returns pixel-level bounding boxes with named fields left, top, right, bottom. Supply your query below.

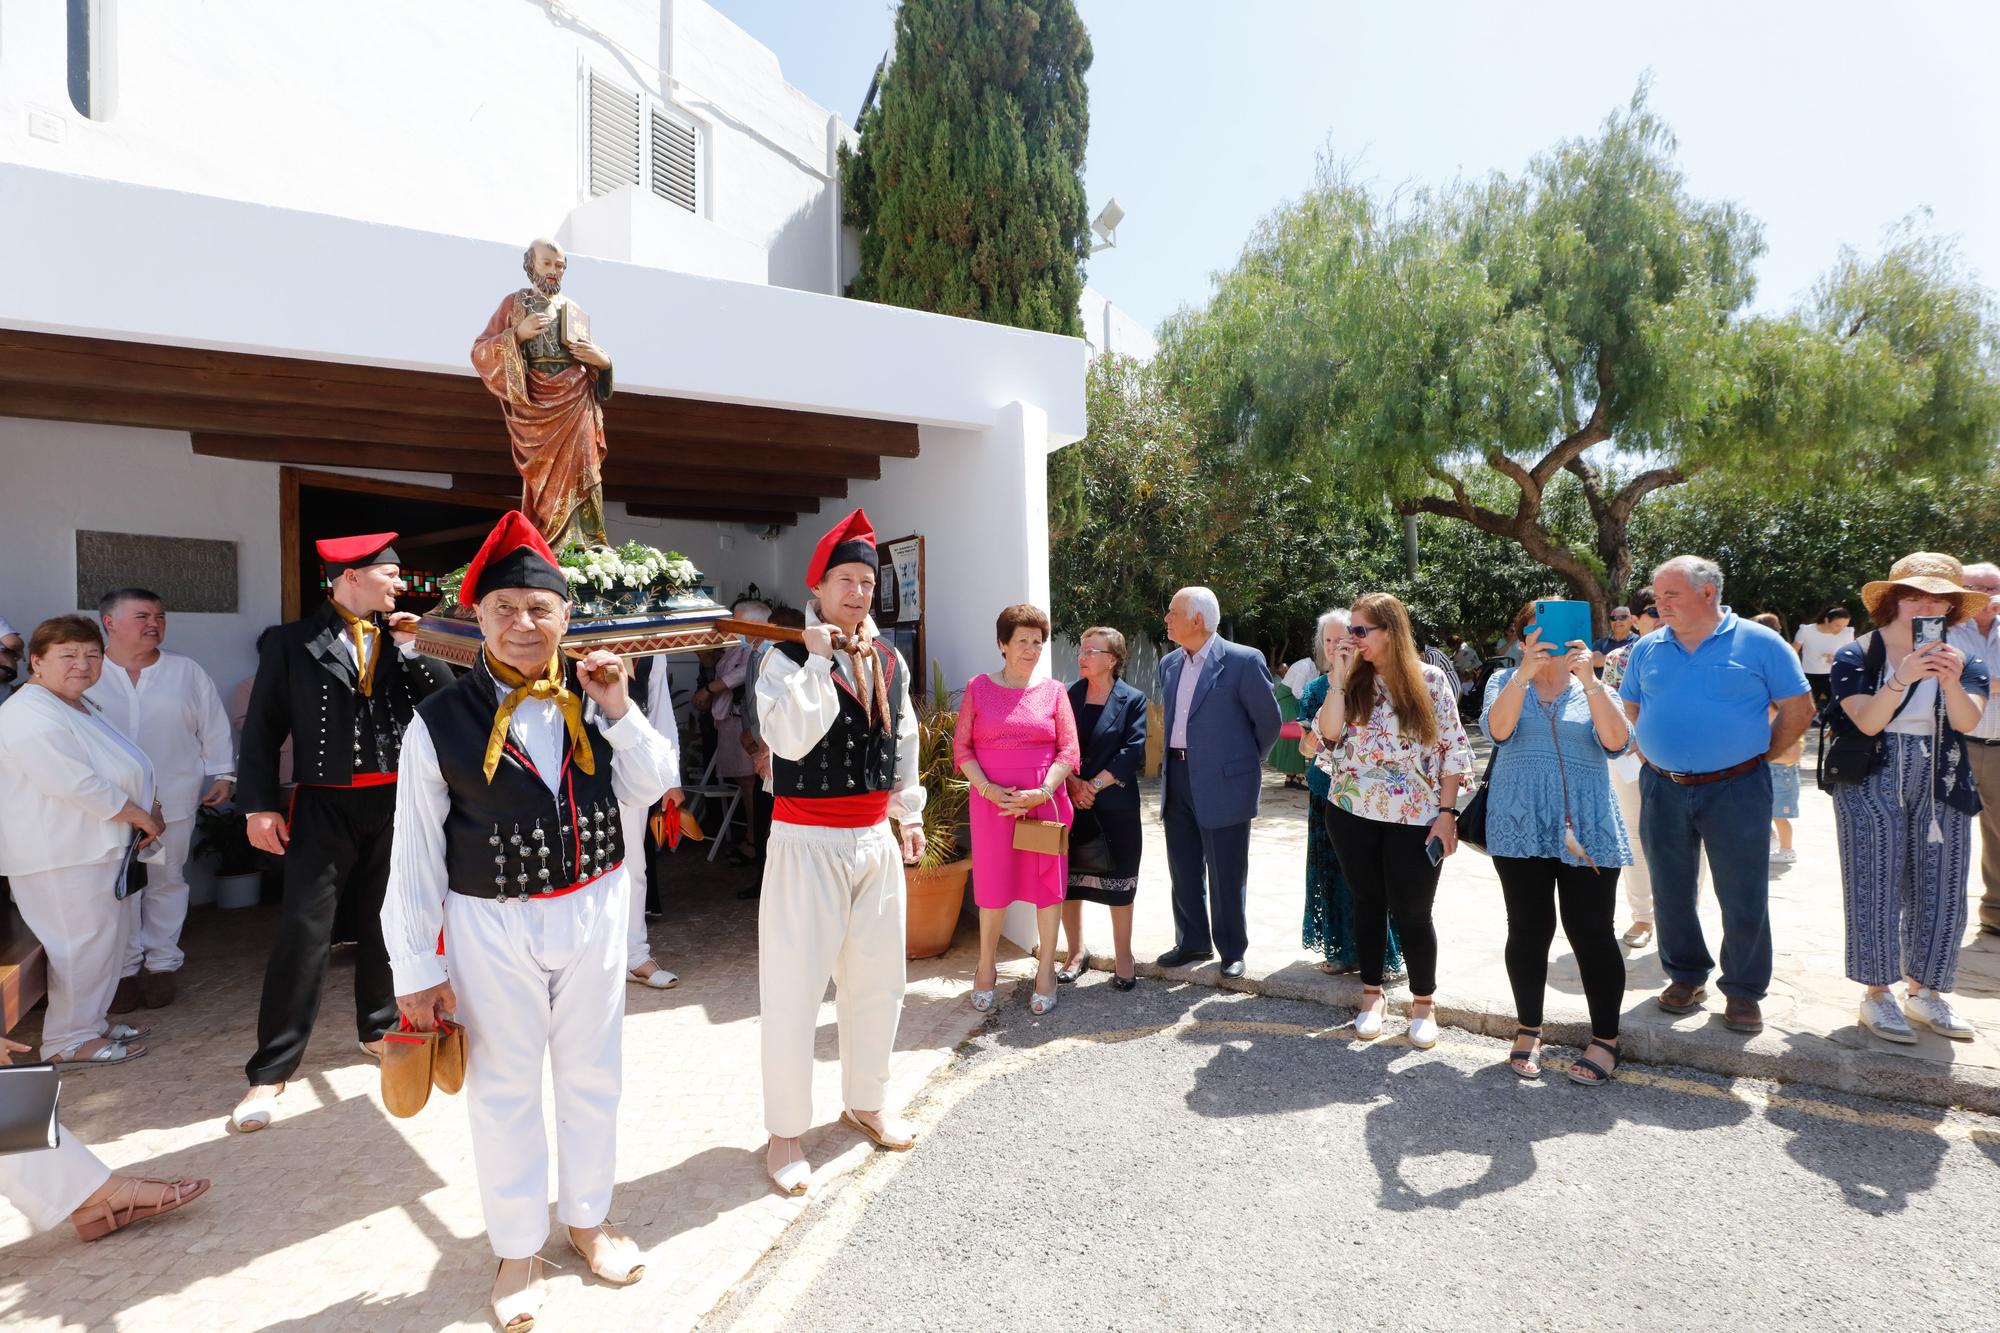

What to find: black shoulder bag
left=1818, top=633, right=1913, bottom=790
left=1455, top=745, right=1500, bottom=852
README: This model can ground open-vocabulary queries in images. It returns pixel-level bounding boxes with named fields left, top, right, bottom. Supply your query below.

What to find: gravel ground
left=706, top=976, right=2000, bottom=1333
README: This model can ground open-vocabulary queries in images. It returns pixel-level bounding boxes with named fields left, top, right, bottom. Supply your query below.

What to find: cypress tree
left=840, top=0, right=1091, bottom=337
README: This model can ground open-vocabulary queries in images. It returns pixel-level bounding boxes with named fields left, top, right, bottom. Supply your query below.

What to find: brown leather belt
left=1645, top=756, right=1764, bottom=786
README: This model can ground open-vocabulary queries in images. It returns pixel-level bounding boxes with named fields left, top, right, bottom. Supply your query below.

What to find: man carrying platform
left=381, top=512, right=677, bottom=1330
left=754, top=508, right=926, bottom=1196
left=232, top=533, right=453, bottom=1132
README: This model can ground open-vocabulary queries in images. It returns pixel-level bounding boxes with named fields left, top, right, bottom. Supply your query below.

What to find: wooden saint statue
left=471, top=239, right=615, bottom=550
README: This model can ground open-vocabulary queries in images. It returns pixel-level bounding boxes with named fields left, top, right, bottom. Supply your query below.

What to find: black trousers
left=244, top=784, right=399, bottom=1085
left=1493, top=855, right=1625, bottom=1039
left=1324, top=803, right=1441, bottom=995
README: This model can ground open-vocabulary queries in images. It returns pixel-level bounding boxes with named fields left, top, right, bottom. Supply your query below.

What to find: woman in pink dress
left=955, top=604, right=1080, bottom=1016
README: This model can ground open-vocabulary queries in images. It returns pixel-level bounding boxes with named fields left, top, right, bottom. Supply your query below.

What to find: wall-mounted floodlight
left=1090, top=198, right=1124, bottom=254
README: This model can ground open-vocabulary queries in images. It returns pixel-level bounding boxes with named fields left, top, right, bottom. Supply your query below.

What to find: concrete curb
left=1103, top=957, right=2000, bottom=1116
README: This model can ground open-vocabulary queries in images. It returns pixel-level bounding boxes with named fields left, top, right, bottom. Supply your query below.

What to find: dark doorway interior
left=294, top=482, right=499, bottom=619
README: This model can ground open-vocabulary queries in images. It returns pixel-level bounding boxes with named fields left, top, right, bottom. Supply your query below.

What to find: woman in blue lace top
left=1480, top=612, right=1632, bottom=1086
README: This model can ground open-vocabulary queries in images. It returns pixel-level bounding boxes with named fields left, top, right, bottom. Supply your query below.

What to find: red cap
left=315, top=532, right=400, bottom=572
left=805, top=507, right=879, bottom=589
left=458, top=511, right=567, bottom=608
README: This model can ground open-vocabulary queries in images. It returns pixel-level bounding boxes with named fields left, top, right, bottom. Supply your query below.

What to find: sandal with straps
left=491, top=1255, right=551, bottom=1332
left=1568, top=1038, right=1619, bottom=1088
left=1354, top=986, right=1387, bottom=1040
left=70, top=1176, right=210, bottom=1242
left=1508, top=1026, right=1543, bottom=1080
left=51, top=1038, right=147, bottom=1069
left=567, top=1223, right=646, bottom=1286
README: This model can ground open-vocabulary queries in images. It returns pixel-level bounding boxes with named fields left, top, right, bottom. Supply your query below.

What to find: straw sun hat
left=1860, top=552, right=1992, bottom=623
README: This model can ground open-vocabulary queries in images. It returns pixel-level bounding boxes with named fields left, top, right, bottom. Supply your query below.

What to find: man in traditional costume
left=232, top=534, right=453, bottom=1131
left=382, top=512, right=676, bottom=1330
left=471, top=239, right=615, bottom=550
left=755, top=508, right=926, bottom=1196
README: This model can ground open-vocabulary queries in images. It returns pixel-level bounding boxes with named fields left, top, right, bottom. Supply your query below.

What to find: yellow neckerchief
left=330, top=601, right=379, bottom=697
left=481, top=648, right=595, bottom=783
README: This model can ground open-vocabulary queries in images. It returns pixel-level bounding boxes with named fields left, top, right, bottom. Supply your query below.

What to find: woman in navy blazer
left=1057, top=627, right=1149, bottom=990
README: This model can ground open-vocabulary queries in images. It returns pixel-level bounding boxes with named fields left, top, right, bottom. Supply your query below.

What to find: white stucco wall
left=1080, top=286, right=1158, bottom=361
left=0, top=166, right=1087, bottom=444
left=0, top=418, right=281, bottom=693
left=0, top=0, right=848, bottom=294
left=774, top=407, right=1056, bottom=698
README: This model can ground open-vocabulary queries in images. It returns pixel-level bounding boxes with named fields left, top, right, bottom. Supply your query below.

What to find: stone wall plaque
left=75, top=531, right=239, bottom=613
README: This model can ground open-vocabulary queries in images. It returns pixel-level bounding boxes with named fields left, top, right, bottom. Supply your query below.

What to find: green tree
left=840, top=0, right=1091, bottom=336
left=1631, top=470, right=2000, bottom=631
left=1051, top=357, right=1567, bottom=663
left=1049, top=355, right=1206, bottom=636
left=1161, top=87, right=2000, bottom=628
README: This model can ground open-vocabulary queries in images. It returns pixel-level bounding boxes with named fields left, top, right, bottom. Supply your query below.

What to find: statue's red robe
left=470, top=291, right=611, bottom=546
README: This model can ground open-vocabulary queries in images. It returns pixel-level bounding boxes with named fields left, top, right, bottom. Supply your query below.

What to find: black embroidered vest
left=768, top=641, right=905, bottom=799
left=418, top=659, right=625, bottom=900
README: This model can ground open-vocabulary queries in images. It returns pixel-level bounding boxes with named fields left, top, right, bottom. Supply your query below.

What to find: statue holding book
left=471, top=238, right=615, bottom=550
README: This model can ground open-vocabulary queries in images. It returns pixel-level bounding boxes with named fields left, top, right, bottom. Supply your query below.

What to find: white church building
left=0, top=0, right=1099, bottom=701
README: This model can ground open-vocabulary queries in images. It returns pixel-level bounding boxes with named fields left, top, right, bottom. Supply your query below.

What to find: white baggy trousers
left=0, top=1129, right=110, bottom=1231
left=759, top=820, right=907, bottom=1139
left=123, top=815, right=195, bottom=975
left=10, top=862, right=137, bottom=1058
left=444, top=869, right=627, bottom=1260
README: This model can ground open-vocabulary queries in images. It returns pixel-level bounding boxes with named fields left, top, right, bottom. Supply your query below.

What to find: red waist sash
left=774, top=792, right=891, bottom=828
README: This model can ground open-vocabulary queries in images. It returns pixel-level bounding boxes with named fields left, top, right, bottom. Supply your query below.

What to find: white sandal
left=767, top=1140, right=812, bottom=1197
left=491, top=1255, right=549, bottom=1333
left=231, top=1083, right=283, bottom=1133
left=567, top=1223, right=645, bottom=1285
left=1030, top=988, right=1059, bottom=1016
left=627, top=964, right=681, bottom=990
left=52, top=1039, right=147, bottom=1069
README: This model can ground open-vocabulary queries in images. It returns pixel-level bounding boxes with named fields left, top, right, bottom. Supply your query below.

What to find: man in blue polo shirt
left=1619, top=555, right=1813, bottom=1034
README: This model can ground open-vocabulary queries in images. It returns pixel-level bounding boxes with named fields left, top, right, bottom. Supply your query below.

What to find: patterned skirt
left=1303, top=790, right=1403, bottom=972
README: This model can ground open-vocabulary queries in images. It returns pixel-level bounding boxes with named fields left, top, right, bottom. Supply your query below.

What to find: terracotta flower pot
left=903, top=858, right=971, bottom=960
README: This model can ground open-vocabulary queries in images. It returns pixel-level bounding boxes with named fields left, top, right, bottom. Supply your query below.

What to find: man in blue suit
left=1156, top=587, right=1283, bottom=977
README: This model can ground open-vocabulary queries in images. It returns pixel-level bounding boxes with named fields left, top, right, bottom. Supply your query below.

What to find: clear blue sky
left=707, top=1, right=2000, bottom=334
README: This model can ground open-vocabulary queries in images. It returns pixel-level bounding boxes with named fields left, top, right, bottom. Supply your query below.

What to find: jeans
left=1638, top=762, right=1774, bottom=1000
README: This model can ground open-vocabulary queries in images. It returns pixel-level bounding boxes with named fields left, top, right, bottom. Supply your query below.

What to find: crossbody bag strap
left=1544, top=689, right=1598, bottom=870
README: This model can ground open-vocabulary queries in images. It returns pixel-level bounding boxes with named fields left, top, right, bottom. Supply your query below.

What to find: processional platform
left=413, top=597, right=748, bottom=669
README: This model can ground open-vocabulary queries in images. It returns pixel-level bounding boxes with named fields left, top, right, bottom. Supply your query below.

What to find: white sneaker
left=1407, top=1006, right=1439, bottom=1050
left=1904, top=987, right=1976, bottom=1041
left=1770, top=847, right=1798, bottom=864
left=1354, top=991, right=1385, bottom=1040
left=1858, top=992, right=1916, bottom=1044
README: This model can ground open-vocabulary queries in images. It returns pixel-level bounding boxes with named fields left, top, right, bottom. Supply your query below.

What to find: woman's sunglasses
left=1348, top=625, right=1387, bottom=638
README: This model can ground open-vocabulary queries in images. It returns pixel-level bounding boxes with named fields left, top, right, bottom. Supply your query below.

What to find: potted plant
left=897, top=664, right=972, bottom=959
left=195, top=805, right=264, bottom=910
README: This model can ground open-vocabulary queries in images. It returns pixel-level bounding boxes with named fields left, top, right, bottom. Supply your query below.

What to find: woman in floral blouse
left=1314, top=593, right=1473, bottom=1047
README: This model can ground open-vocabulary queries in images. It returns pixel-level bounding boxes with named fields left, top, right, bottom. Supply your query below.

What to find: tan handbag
left=1012, top=819, right=1070, bottom=856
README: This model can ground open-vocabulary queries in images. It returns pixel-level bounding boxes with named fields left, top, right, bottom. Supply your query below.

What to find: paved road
left=708, top=976, right=2000, bottom=1333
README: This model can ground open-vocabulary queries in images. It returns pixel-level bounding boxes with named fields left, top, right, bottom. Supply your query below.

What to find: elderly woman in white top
left=0, top=615, right=165, bottom=1065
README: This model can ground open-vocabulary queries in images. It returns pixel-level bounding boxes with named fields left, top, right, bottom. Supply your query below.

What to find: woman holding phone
left=1828, top=554, right=1990, bottom=1044
left=1315, top=593, right=1472, bottom=1047
left=1480, top=606, right=1633, bottom=1084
